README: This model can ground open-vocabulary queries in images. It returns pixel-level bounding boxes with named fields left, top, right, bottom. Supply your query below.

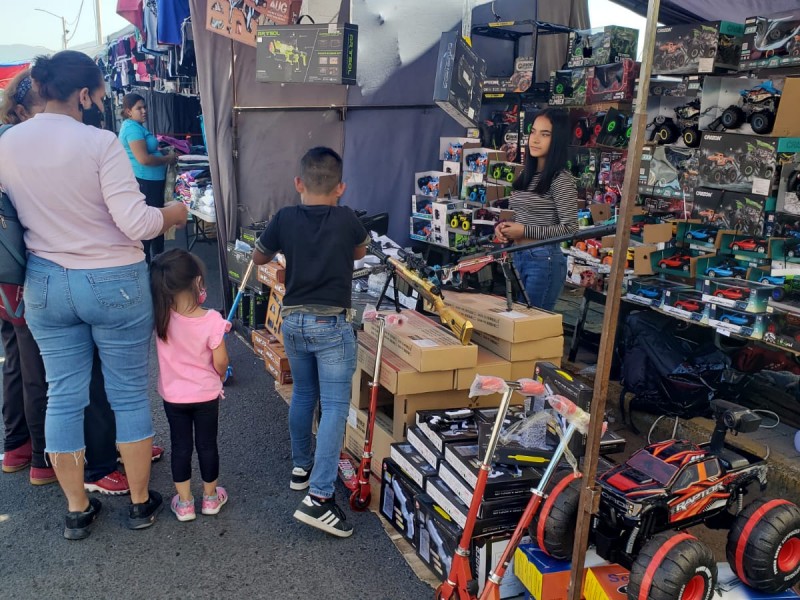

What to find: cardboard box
left=379, top=458, right=422, bottom=545
left=414, top=492, right=462, bottom=581
left=638, top=145, right=700, bottom=200
left=584, top=565, right=630, bottom=600
left=740, top=9, right=800, bottom=71
left=443, top=441, right=541, bottom=498
left=514, top=543, right=606, bottom=600
left=698, top=132, right=777, bottom=195
left=424, top=475, right=522, bottom=532
left=652, top=21, right=744, bottom=75
left=437, top=461, right=530, bottom=520
left=415, top=408, right=478, bottom=453
left=239, top=221, right=267, bottom=247
left=433, top=30, right=486, bottom=128
left=652, top=247, right=715, bottom=279
left=265, top=288, right=284, bottom=344
left=406, top=426, right=443, bottom=469
left=534, top=362, right=592, bottom=457
left=439, top=137, right=472, bottom=162
left=389, top=442, right=438, bottom=489
left=764, top=306, right=800, bottom=352
left=255, top=23, right=358, bottom=85
left=356, top=333, right=454, bottom=397
left=264, top=359, right=292, bottom=385
left=415, top=171, right=459, bottom=198
left=262, top=342, right=290, bottom=372
left=567, top=26, right=639, bottom=68
left=225, top=242, right=264, bottom=292
left=510, top=357, right=562, bottom=381
left=474, top=533, right=531, bottom=599
left=393, top=388, right=489, bottom=441
left=454, top=347, right=512, bottom=390
left=441, top=291, right=564, bottom=343
left=256, top=261, right=285, bottom=289
left=343, top=406, right=396, bottom=477
left=486, top=161, right=524, bottom=186
left=471, top=331, right=564, bottom=363
left=362, top=310, right=478, bottom=373
left=462, top=148, right=506, bottom=176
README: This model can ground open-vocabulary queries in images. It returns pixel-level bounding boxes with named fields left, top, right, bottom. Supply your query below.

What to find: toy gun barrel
left=484, top=224, right=617, bottom=259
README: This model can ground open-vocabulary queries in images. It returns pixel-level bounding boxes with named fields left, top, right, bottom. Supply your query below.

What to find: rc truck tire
left=628, top=531, right=716, bottom=600
left=750, top=111, right=774, bottom=135
left=530, top=469, right=581, bottom=560
left=682, top=127, right=700, bottom=148
left=726, top=498, right=800, bottom=593
left=721, top=106, right=745, bottom=130
left=654, top=121, right=679, bottom=144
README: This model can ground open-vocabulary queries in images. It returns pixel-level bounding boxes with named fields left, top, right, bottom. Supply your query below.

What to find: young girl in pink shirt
left=150, top=249, right=230, bottom=522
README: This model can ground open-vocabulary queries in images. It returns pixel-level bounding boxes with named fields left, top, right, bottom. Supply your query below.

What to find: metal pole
left=565, top=0, right=661, bottom=598
left=95, top=0, right=103, bottom=45
left=62, top=16, right=67, bottom=50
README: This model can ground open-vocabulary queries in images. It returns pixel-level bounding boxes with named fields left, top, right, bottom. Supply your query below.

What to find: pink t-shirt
left=156, top=309, right=231, bottom=404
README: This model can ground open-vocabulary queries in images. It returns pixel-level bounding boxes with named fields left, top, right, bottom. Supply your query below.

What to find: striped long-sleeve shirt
left=509, top=170, right=579, bottom=241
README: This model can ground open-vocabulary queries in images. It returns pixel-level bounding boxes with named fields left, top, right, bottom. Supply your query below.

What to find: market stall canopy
left=614, top=0, right=800, bottom=25
left=0, top=62, right=29, bottom=89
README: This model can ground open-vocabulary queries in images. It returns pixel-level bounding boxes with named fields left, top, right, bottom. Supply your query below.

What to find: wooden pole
left=566, top=0, right=661, bottom=598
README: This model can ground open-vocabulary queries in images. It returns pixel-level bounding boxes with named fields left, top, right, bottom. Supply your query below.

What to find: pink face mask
left=198, top=288, right=207, bottom=304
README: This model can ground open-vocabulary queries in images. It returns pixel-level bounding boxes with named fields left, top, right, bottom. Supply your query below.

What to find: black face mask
left=80, top=100, right=104, bottom=128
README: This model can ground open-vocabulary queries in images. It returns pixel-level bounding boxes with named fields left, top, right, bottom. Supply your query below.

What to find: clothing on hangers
left=156, top=0, right=190, bottom=45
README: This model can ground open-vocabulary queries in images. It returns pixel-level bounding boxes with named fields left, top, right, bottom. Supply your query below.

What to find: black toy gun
left=368, top=241, right=474, bottom=345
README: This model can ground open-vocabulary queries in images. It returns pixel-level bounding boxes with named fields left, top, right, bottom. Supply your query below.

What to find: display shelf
left=471, top=19, right=573, bottom=42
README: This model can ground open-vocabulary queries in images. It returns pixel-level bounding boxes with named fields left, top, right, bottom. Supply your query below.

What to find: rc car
left=444, top=142, right=463, bottom=162
left=686, top=227, right=719, bottom=242
left=714, top=287, right=749, bottom=301
left=674, top=299, right=702, bottom=312
left=657, top=253, right=691, bottom=271
left=771, top=276, right=800, bottom=302
left=759, top=275, right=785, bottom=286
left=533, top=399, right=800, bottom=600
left=730, top=238, right=767, bottom=253
left=417, top=176, right=440, bottom=196
left=720, top=312, right=751, bottom=326
left=490, top=163, right=517, bottom=183
left=649, top=98, right=702, bottom=148
left=719, top=81, right=781, bottom=135
left=637, top=286, right=661, bottom=299
left=705, top=263, right=747, bottom=278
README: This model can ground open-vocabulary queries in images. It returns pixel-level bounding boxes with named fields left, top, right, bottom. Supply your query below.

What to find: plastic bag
left=470, top=375, right=508, bottom=398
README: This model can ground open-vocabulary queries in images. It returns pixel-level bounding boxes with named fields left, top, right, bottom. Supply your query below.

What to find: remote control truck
left=533, top=399, right=800, bottom=600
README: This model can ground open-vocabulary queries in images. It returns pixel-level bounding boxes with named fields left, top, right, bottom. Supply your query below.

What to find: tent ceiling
left=613, top=0, right=800, bottom=25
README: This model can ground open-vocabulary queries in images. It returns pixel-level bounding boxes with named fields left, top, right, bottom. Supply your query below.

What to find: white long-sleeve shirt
left=0, top=113, right=164, bottom=269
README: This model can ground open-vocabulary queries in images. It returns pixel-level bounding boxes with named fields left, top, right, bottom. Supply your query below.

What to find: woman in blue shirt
left=118, top=93, right=177, bottom=263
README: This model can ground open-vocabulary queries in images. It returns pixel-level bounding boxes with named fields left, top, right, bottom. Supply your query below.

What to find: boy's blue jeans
left=282, top=312, right=356, bottom=499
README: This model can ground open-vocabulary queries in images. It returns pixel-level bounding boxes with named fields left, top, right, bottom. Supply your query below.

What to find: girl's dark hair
left=30, top=50, right=104, bottom=102
left=512, top=108, right=570, bottom=195
left=150, top=249, right=207, bottom=341
left=120, top=93, right=145, bottom=119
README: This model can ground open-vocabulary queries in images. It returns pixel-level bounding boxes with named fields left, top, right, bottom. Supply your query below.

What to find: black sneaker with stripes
left=293, top=494, right=353, bottom=538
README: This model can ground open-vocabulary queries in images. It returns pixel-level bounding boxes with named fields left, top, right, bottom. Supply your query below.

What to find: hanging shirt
left=119, top=119, right=167, bottom=181
left=157, top=0, right=190, bottom=45
left=143, top=0, right=168, bottom=54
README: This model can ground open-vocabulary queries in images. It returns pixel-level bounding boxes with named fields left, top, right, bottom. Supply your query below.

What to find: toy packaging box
left=584, top=565, right=630, bottom=600
left=715, top=562, right=800, bottom=598
left=662, top=289, right=709, bottom=322
left=698, top=132, right=777, bottom=195
left=764, top=305, right=800, bottom=352
left=680, top=221, right=724, bottom=250
left=720, top=231, right=771, bottom=258
left=379, top=458, right=424, bottom=546
left=651, top=247, right=713, bottom=278
left=389, top=442, right=438, bottom=489
left=707, top=302, right=768, bottom=338
left=474, top=405, right=559, bottom=468
left=696, top=254, right=753, bottom=280
left=462, top=148, right=505, bottom=176
left=533, top=362, right=593, bottom=457
left=777, top=160, right=800, bottom=215
left=567, top=26, right=639, bottom=67
left=415, top=407, right=478, bottom=453
left=438, top=136, right=473, bottom=163
left=255, top=23, right=358, bottom=84
left=586, top=59, right=639, bottom=104
left=549, top=68, right=588, bottom=107
left=443, top=441, right=541, bottom=498
left=483, top=56, right=534, bottom=94
left=626, top=277, right=691, bottom=308
left=595, top=111, right=632, bottom=150
left=702, top=277, right=773, bottom=313
left=652, top=21, right=744, bottom=75
left=486, top=161, right=523, bottom=186
left=433, top=30, right=486, bottom=128
left=646, top=77, right=703, bottom=148
left=638, top=145, right=699, bottom=199
left=740, top=9, right=800, bottom=71
left=514, top=543, right=608, bottom=600
left=406, top=426, right=443, bottom=470
left=437, top=460, right=530, bottom=520
left=424, top=475, right=521, bottom=534
left=413, top=492, right=462, bottom=582
left=414, top=171, right=459, bottom=198
left=699, top=76, right=784, bottom=137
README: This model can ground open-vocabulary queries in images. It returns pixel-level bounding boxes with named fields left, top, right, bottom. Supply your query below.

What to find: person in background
left=150, top=249, right=230, bottom=522
left=118, top=92, right=177, bottom=264
left=0, top=69, right=163, bottom=494
left=495, top=108, right=578, bottom=311
left=0, top=51, right=188, bottom=540
left=254, top=147, right=369, bottom=538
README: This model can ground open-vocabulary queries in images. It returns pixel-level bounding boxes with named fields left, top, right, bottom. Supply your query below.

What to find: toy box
left=483, top=56, right=534, bottom=94
left=586, top=59, right=639, bottom=104
left=679, top=221, right=724, bottom=249
left=473, top=533, right=532, bottom=599
left=433, top=30, right=486, bottom=128
left=764, top=306, right=800, bottom=352
left=438, top=460, right=531, bottom=519
left=424, top=475, right=521, bottom=534
left=414, top=492, right=461, bottom=582
left=698, top=132, right=777, bottom=194
left=533, top=362, right=592, bottom=458
left=486, top=161, right=523, bottom=185
left=411, top=195, right=435, bottom=218
left=661, top=289, right=709, bottom=322
left=380, top=458, right=423, bottom=545
left=439, top=137, right=473, bottom=163
left=740, top=9, right=800, bottom=71
left=769, top=238, right=800, bottom=275
left=443, top=441, right=541, bottom=498
left=410, top=216, right=432, bottom=242
left=390, top=442, right=439, bottom=489
left=584, top=565, right=630, bottom=600
left=626, top=277, right=693, bottom=308
left=716, top=191, right=768, bottom=235
left=651, top=247, right=712, bottom=278
left=406, top=426, right=443, bottom=470
left=571, top=110, right=608, bottom=147
left=255, top=23, right=358, bottom=84
left=474, top=405, right=558, bottom=468
left=707, top=303, right=767, bottom=338
left=415, top=408, right=478, bottom=453
left=721, top=232, right=770, bottom=257
left=769, top=274, right=800, bottom=304
left=415, top=171, right=459, bottom=198
left=461, top=181, right=509, bottom=204
left=593, top=150, right=627, bottom=204
left=514, top=543, right=607, bottom=600
left=567, top=26, right=639, bottom=68
left=700, top=76, right=783, bottom=137
left=777, top=161, right=800, bottom=215
left=567, top=146, right=599, bottom=199
left=463, top=148, right=505, bottom=176
left=646, top=80, right=703, bottom=148
left=639, top=145, right=699, bottom=199
left=697, top=254, right=752, bottom=280
left=702, top=277, right=773, bottom=312
left=716, top=562, right=800, bottom=598
left=595, top=111, right=632, bottom=151
left=549, top=68, right=588, bottom=107
left=652, top=21, right=744, bottom=75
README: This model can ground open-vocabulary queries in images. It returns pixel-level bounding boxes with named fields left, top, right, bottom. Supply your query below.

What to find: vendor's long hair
left=150, top=249, right=206, bottom=341
left=512, top=108, right=570, bottom=195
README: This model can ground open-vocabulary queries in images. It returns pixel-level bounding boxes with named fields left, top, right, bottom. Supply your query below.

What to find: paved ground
left=0, top=234, right=432, bottom=600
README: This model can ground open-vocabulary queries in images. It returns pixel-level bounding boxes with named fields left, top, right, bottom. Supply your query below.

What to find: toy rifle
left=368, top=240, right=474, bottom=345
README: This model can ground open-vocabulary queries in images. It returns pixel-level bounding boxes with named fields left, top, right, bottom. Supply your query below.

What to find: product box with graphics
left=414, top=492, right=461, bottom=581
left=662, top=289, right=710, bottom=323
left=483, top=56, right=534, bottom=94
left=702, top=277, right=772, bottom=313
left=708, top=303, right=767, bottom=338
left=698, top=132, right=777, bottom=194
left=438, top=460, right=530, bottom=519
left=406, top=426, right=443, bottom=470
left=740, top=10, right=800, bottom=71
left=584, top=565, right=630, bottom=600
left=226, top=242, right=265, bottom=292
left=389, top=442, right=438, bottom=489
left=652, top=21, right=744, bottom=75
left=415, top=408, right=478, bottom=453
left=699, top=76, right=783, bottom=137
left=414, top=171, right=459, bottom=198
left=567, top=26, right=639, bottom=68
left=549, top=68, right=588, bottom=107
left=424, top=475, right=524, bottom=533
left=255, top=23, right=358, bottom=85
left=586, top=59, right=639, bottom=104
left=473, top=533, right=532, bottom=599
left=433, top=30, right=486, bottom=128
left=379, top=458, right=423, bottom=545
left=534, top=362, right=592, bottom=457
left=764, top=307, right=800, bottom=353
left=256, top=261, right=285, bottom=289
left=443, top=441, right=540, bottom=498
left=514, top=543, right=607, bottom=600
left=638, top=145, right=699, bottom=199
left=343, top=405, right=395, bottom=477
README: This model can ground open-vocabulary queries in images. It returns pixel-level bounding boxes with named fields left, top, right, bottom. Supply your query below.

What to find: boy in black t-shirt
left=254, top=147, right=368, bottom=538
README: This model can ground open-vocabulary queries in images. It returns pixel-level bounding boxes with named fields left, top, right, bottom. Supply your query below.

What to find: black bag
left=0, top=124, right=26, bottom=287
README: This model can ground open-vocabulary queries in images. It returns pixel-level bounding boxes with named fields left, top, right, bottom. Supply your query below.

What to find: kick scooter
left=435, top=375, right=592, bottom=600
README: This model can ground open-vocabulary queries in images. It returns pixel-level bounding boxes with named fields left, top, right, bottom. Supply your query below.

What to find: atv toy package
left=646, top=79, right=703, bottom=148
left=700, top=76, right=783, bottom=136
left=548, top=68, right=587, bottom=107
left=567, top=25, right=639, bottom=68
left=652, top=20, right=744, bottom=75
left=698, top=132, right=778, bottom=194
left=586, top=59, right=639, bottom=104
left=740, top=9, right=800, bottom=70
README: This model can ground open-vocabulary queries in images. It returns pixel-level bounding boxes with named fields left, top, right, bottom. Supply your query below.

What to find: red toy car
left=714, top=287, right=749, bottom=300
left=730, top=238, right=767, bottom=253
left=674, top=299, right=701, bottom=312
left=657, top=253, right=691, bottom=271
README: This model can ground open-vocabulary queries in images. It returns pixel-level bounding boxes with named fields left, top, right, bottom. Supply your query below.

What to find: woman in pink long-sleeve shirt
left=0, top=50, right=188, bottom=540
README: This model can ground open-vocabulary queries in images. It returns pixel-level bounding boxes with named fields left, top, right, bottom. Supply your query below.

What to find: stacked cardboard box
left=254, top=260, right=290, bottom=383
left=252, top=329, right=292, bottom=385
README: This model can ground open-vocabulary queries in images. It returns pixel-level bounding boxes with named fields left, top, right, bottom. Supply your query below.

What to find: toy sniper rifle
left=367, top=241, right=474, bottom=345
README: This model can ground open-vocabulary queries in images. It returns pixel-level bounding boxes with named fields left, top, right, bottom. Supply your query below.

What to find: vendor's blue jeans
left=282, top=312, right=356, bottom=500
left=514, top=244, right=568, bottom=312
left=23, top=255, right=155, bottom=454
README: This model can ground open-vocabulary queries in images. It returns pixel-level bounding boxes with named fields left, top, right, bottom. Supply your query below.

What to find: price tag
left=716, top=327, right=731, bottom=337
left=752, top=177, right=771, bottom=196
left=697, top=58, right=714, bottom=72
left=413, top=339, right=439, bottom=348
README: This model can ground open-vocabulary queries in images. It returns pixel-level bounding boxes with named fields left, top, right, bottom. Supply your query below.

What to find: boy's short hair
left=299, top=147, right=343, bottom=194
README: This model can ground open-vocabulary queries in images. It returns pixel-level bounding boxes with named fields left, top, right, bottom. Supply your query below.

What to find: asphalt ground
left=0, top=233, right=432, bottom=600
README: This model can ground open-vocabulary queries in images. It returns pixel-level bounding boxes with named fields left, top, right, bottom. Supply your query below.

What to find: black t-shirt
left=256, top=205, right=368, bottom=309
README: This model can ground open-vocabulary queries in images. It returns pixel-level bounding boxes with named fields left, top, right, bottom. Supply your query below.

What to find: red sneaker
left=2, top=438, right=32, bottom=473
left=30, top=466, right=58, bottom=486
left=118, top=444, right=165, bottom=464
left=84, top=470, right=130, bottom=495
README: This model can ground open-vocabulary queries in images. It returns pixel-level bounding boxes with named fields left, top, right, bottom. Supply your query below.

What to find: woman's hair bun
left=30, top=55, right=53, bottom=83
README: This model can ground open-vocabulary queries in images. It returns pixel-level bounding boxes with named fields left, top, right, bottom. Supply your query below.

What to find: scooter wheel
left=350, top=491, right=371, bottom=512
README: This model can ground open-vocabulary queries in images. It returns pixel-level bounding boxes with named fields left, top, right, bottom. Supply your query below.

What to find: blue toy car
left=705, top=264, right=747, bottom=278
left=759, top=275, right=786, bottom=286
left=637, top=286, right=661, bottom=299
left=686, top=228, right=719, bottom=242
left=719, top=313, right=750, bottom=326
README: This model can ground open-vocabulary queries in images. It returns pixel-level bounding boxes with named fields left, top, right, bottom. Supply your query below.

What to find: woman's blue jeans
left=282, top=312, right=356, bottom=500
left=514, top=244, right=568, bottom=312
left=23, top=255, right=155, bottom=454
